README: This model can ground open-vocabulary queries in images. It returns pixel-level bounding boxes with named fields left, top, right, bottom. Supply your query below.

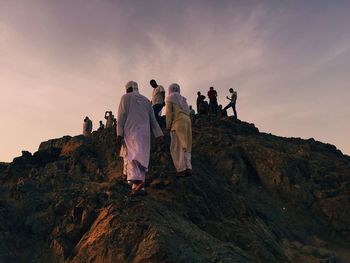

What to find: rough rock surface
left=0, top=117, right=349, bottom=263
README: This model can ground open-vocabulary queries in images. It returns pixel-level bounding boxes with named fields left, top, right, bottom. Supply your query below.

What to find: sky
left=1, top=0, right=349, bottom=162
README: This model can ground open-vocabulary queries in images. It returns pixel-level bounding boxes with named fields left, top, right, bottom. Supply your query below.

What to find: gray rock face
left=0, top=116, right=349, bottom=263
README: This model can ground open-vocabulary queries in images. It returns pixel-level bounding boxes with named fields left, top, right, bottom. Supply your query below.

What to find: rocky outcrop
left=0, top=116, right=349, bottom=262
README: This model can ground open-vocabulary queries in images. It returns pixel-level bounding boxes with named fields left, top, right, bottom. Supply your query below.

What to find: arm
left=161, top=91, right=165, bottom=104
left=117, top=96, right=127, bottom=137
left=165, top=102, right=173, bottom=130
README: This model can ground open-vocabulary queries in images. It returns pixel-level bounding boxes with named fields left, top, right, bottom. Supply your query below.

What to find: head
left=189, top=105, right=192, bottom=110
left=219, top=105, right=222, bottom=109
left=229, top=88, right=234, bottom=93
left=84, top=116, right=88, bottom=121
left=210, top=87, right=214, bottom=90
left=125, top=81, right=138, bottom=93
left=99, top=120, right=103, bottom=124
left=168, top=83, right=180, bottom=94
left=197, top=91, right=201, bottom=96
left=150, top=79, right=157, bottom=88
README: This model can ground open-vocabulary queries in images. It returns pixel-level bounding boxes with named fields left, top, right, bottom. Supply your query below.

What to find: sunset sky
left=1, top=0, right=349, bottom=162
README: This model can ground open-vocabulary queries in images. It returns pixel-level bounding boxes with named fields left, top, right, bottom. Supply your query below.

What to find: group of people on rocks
left=82, top=80, right=238, bottom=196
left=82, top=111, right=117, bottom=136
left=196, top=87, right=238, bottom=119
left=117, top=80, right=192, bottom=196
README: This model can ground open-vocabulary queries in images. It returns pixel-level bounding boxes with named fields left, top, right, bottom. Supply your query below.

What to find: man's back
left=118, top=92, right=153, bottom=135
left=207, top=90, right=217, bottom=101
left=152, top=85, right=165, bottom=106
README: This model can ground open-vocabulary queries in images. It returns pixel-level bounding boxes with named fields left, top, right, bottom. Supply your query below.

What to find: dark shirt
left=197, top=95, right=206, bottom=104
left=207, top=90, right=217, bottom=101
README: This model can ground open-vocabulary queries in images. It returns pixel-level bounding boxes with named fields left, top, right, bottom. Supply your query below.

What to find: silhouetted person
left=218, top=104, right=227, bottom=117
left=207, top=86, right=218, bottom=115
left=98, top=120, right=105, bottom=131
left=224, top=88, right=237, bottom=119
left=196, top=91, right=207, bottom=114
left=83, top=116, right=93, bottom=136
left=150, top=79, right=165, bottom=126
left=105, top=111, right=114, bottom=128
left=189, top=105, right=195, bottom=123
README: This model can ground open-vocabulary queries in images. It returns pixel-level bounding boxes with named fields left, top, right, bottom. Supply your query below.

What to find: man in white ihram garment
left=165, top=83, right=192, bottom=177
left=117, top=81, right=164, bottom=196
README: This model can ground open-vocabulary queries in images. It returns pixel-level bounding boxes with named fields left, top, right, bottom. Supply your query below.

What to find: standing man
left=224, top=88, right=238, bottom=119
left=166, top=83, right=192, bottom=177
left=207, top=86, right=218, bottom=115
left=117, top=81, right=164, bottom=196
left=105, top=111, right=115, bottom=128
left=83, top=116, right=93, bottom=136
left=150, top=79, right=165, bottom=126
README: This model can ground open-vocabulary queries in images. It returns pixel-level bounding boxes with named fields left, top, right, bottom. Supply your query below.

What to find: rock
left=0, top=116, right=349, bottom=263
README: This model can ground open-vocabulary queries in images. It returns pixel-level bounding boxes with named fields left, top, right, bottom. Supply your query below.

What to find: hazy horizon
left=1, top=0, right=350, bottom=162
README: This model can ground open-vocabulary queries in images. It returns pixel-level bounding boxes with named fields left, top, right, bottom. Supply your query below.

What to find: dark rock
left=0, top=116, right=349, bottom=263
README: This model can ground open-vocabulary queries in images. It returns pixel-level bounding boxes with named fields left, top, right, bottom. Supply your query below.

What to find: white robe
left=117, top=91, right=163, bottom=173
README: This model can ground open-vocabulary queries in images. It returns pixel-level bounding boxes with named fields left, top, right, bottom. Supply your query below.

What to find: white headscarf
left=166, top=83, right=190, bottom=114
left=125, top=80, right=139, bottom=93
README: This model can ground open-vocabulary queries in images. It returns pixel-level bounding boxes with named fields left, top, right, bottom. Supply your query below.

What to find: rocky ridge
left=0, top=116, right=349, bottom=262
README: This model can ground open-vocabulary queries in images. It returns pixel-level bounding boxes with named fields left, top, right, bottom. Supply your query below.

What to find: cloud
left=1, top=0, right=350, bottom=161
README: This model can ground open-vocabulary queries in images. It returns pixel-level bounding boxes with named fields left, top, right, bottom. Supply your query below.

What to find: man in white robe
left=117, top=81, right=164, bottom=196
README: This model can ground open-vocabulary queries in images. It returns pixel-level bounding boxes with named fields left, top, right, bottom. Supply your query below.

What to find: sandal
left=129, top=182, right=147, bottom=197
left=176, top=171, right=187, bottom=178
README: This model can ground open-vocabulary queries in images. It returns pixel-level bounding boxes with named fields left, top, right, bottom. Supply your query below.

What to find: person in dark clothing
left=218, top=104, right=227, bottom=117
left=196, top=91, right=207, bottom=114
left=98, top=120, right=105, bottom=131
left=207, top=86, right=218, bottom=115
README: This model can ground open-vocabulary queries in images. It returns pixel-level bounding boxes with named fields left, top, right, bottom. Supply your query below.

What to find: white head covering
left=166, top=83, right=190, bottom=114
left=125, top=81, right=139, bottom=92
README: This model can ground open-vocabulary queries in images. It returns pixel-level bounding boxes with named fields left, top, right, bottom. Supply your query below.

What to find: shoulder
left=139, top=94, right=152, bottom=104
left=158, top=85, right=165, bottom=92
left=120, top=93, right=130, bottom=100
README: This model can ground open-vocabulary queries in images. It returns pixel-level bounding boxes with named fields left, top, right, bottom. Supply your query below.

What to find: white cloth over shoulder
left=117, top=85, right=163, bottom=169
left=152, top=85, right=165, bottom=105
left=166, top=83, right=190, bottom=114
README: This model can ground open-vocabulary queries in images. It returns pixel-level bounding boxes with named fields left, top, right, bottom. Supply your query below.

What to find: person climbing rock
left=166, top=83, right=192, bottom=178
left=224, top=88, right=238, bottom=119
left=117, top=80, right=164, bottom=196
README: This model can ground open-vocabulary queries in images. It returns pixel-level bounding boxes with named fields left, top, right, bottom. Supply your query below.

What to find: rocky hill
left=0, top=116, right=349, bottom=263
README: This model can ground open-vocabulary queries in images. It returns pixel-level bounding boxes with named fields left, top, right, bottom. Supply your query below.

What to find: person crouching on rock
left=166, top=83, right=192, bottom=177
left=117, top=81, right=164, bottom=196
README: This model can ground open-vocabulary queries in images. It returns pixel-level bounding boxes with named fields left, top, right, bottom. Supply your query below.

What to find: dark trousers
left=153, top=104, right=164, bottom=125
left=209, top=100, right=218, bottom=115
left=223, top=102, right=237, bottom=119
